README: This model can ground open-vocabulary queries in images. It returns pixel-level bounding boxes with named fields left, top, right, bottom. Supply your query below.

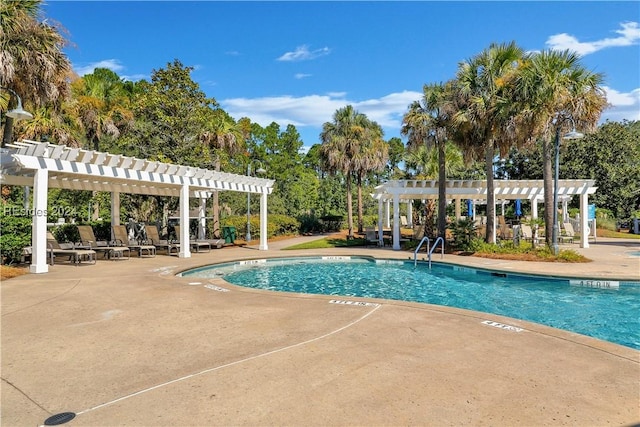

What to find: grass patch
left=596, top=228, right=640, bottom=239
left=283, top=236, right=367, bottom=250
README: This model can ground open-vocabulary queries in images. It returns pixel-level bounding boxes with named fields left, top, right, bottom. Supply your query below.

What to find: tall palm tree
left=514, top=49, right=607, bottom=246
left=454, top=41, right=524, bottom=243
left=1, top=0, right=71, bottom=146
left=351, top=121, right=388, bottom=233
left=404, top=142, right=465, bottom=237
left=200, top=110, right=245, bottom=238
left=320, top=105, right=369, bottom=239
left=402, top=82, right=456, bottom=239
left=71, top=68, right=134, bottom=219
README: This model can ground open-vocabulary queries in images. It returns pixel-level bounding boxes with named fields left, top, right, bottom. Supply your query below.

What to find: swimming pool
left=181, top=257, right=640, bottom=350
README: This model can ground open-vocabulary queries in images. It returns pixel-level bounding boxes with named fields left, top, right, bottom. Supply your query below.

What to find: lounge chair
left=112, top=225, right=156, bottom=257
left=76, top=225, right=130, bottom=260
left=174, top=225, right=211, bottom=252
left=144, top=224, right=180, bottom=255
left=46, top=231, right=96, bottom=265
left=520, top=224, right=538, bottom=243
left=560, top=223, right=575, bottom=244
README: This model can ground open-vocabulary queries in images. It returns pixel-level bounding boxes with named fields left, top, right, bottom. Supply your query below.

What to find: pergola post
left=259, top=192, right=268, bottom=251
left=377, top=197, right=384, bottom=247
left=178, top=182, right=191, bottom=258
left=579, top=194, right=590, bottom=249
left=198, top=197, right=206, bottom=240
left=392, top=193, right=400, bottom=250
left=384, top=200, right=391, bottom=228
left=407, top=200, right=413, bottom=227
left=30, top=168, right=49, bottom=273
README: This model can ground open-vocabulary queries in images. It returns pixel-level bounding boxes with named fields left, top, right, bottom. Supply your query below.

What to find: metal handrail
left=413, top=236, right=430, bottom=267
left=428, top=236, right=445, bottom=269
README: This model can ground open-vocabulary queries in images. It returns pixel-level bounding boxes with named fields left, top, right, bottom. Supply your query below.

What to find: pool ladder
left=413, top=236, right=445, bottom=268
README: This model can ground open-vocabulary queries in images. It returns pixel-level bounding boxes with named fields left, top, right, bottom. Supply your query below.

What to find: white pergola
left=372, top=179, right=597, bottom=250
left=0, top=140, right=275, bottom=273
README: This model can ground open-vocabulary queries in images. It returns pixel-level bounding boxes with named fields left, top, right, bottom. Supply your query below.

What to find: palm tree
left=402, top=82, right=457, bottom=239
left=200, top=110, right=245, bottom=238
left=72, top=68, right=134, bottom=219
left=72, top=68, right=134, bottom=151
left=514, top=49, right=607, bottom=246
left=320, top=105, right=370, bottom=239
left=404, top=142, right=465, bottom=237
left=1, top=0, right=72, bottom=146
left=454, top=41, right=525, bottom=244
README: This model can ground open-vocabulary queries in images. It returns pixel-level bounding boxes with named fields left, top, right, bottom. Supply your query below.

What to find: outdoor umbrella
left=515, top=199, right=522, bottom=218
left=467, top=199, right=473, bottom=217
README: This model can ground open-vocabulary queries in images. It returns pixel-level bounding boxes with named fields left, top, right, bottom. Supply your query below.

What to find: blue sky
left=43, top=1, right=640, bottom=149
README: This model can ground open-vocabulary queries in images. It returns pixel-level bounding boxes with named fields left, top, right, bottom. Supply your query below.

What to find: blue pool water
left=182, top=257, right=640, bottom=349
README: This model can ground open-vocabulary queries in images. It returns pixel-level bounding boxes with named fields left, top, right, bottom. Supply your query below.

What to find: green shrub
left=0, top=203, right=32, bottom=265
left=221, top=214, right=301, bottom=239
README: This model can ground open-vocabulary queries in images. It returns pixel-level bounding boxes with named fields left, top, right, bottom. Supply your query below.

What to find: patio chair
left=560, top=223, right=575, bottom=244
left=174, top=225, right=211, bottom=252
left=144, top=224, right=180, bottom=255
left=76, top=225, right=130, bottom=260
left=112, top=225, right=156, bottom=257
left=46, top=231, right=96, bottom=265
left=364, top=227, right=379, bottom=247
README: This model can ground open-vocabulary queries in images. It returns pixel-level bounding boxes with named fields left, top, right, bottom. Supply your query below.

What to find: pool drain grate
left=44, top=412, right=76, bottom=425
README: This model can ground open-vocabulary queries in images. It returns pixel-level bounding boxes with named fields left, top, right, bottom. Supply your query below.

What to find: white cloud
left=73, top=59, right=147, bottom=82
left=221, top=90, right=422, bottom=144
left=600, top=86, right=640, bottom=122
left=74, top=59, right=124, bottom=76
left=294, top=73, right=312, bottom=79
left=546, top=21, right=640, bottom=56
left=277, top=45, right=331, bottom=62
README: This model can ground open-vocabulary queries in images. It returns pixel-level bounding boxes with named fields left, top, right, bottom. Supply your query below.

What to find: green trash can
left=222, top=226, right=236, bottom=244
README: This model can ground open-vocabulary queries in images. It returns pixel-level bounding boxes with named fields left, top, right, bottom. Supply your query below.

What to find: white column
left=408, top=200, right=413, bottom=228
left=531, top=198, right=539, bottom=219
left=30, top=168, right=49, bottom=273
left=392, top=193, right=401, bottom=250
left=377, top=198, right=384, bottom=247
left=454, top=198, right=461, bottom=220
left=259, top=192, right=268, bottom=250
left=384, top=200, right=391, bottom=228
left=579, top=194, right=590, bottom=249
left=562, top=198, right=569, bottom=222
left=178, top=183, right=191, bottom=258
left=198, top=197, right=206, bottom=240
left=492, top=199, right=497, bottom=243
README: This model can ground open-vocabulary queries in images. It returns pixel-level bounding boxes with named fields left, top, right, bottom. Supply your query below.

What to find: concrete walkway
left=1, top=236, right=638, bottom=426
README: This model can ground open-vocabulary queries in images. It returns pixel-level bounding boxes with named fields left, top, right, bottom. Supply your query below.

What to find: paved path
left=1, top=236, right=638, bottom=426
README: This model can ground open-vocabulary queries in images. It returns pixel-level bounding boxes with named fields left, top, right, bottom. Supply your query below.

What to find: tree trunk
left=542, top=138, right=554, bottom=247
left=346, top=173, right=354, bottom=238
left=2, top=117, right=15, bottom=147
left=437, top=140, right=447, bottom=239
left=485, top=143, right=496, bottom=244
left=356, top=173, right=363, bottom=234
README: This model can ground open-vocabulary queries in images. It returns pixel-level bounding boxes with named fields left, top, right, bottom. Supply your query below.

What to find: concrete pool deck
left=1, top=236, right=639, bottom=426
